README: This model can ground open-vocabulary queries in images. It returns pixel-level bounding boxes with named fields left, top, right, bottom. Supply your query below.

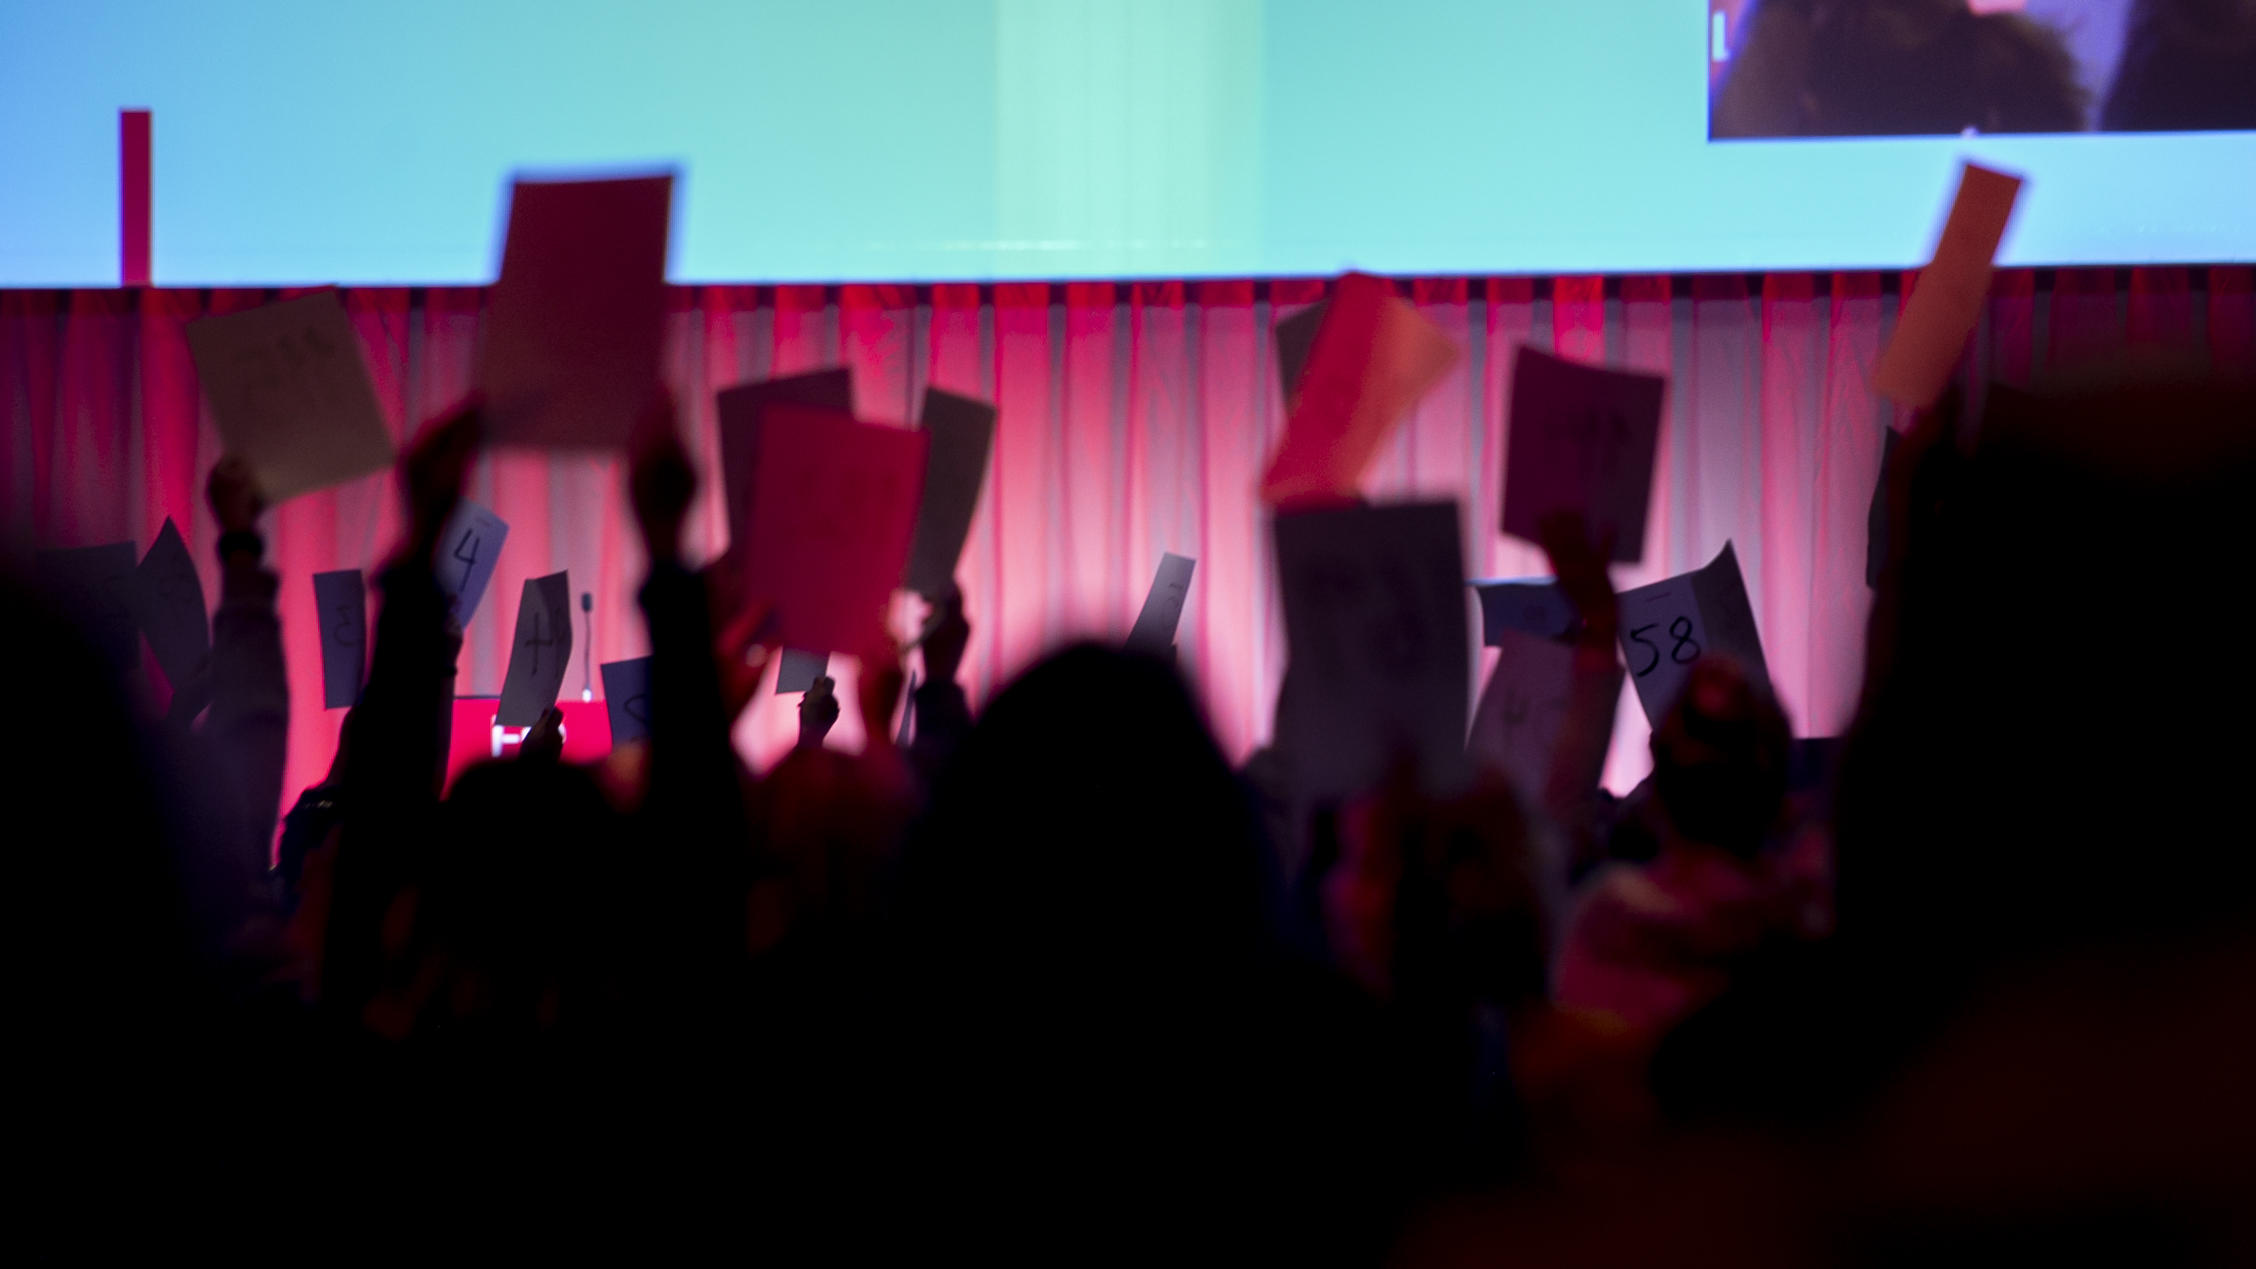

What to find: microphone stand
left=579, top=592, right=594, bottom=703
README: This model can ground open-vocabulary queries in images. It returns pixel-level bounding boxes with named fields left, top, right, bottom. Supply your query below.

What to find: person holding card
left=626, top=393, right=761, bottom=975
left=320, top=400, right=486, bottom=1019
left=1551, top=656, right=1825, bottom=1038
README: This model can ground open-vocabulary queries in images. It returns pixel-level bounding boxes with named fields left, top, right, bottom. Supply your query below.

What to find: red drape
left=6, top=269, right=2251, bottom=821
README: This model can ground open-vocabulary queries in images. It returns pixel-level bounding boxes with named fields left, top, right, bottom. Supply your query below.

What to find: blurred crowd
left=11, top=373, right=2256, bottom=1262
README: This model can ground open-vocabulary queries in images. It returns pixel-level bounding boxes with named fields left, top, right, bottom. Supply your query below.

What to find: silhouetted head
left=903, top=643, right=1271, bottom=999
left=1838, top=375, right=2256, bottom=979
left=401, top=758, right=628, bottom=1039
left=3, top=571, right=191, bottom=1026
left=749, top=744, right=911, bottom=955
left=1327, top=768, right=1549, bottom=1009
left=1650, top=657, right=1791, bottom=855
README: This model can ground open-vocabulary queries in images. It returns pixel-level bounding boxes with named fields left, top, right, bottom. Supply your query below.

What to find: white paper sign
left=1501, top=346, right=1666, bottom=563
left=1470, top=578, right=1576, bottom=645
left=776, top=648, right=830, bottom=695
left=313, top=568, right=366, bottom=709
left=1273, top=500, right=1470, bottom=799
left=1466, top=628, right=1578, bottom=800
left=186, top=290, right=396, bottom=503
left=1124, top=553, right=1196, bottom=656
left=435, top=500, right=509, bottom=627
left=128, top=518, right=210, bottom=688
left=1616, top=541, right=1769, bottom=722
left=496, top=570, right=574, bottom=727
left=601, top=656, right=654, bottom=747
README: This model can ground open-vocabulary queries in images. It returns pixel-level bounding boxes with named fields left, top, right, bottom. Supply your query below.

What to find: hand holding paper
left=601, top=656, right=655, bottom=748
left=496, top=571, right=574, bottom=726
left=1466, top=629, right=1578, bottom=800
left=777, top=648, right=831, bottom=695
left=313, top=569, right=367, bottom=709
left=1616, top=542, right=1769, bottom=722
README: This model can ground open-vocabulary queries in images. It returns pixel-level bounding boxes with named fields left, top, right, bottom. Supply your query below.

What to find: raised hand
left=798, top=675, right=841, bottom=749
left=857, top=628, right=907, bottom=749
left=206, top=455, right=265, bottom=536
left=1537, top=510, right=1619, bottom=648
left=628, top=392, right=695, bottom=565
left=714, top=592, right=775, bottom=725
left=917, top=581, right=971, bottom=687
left=519, top=705, right=566, bottom=763
left=1883, top=385, right=1959, bottom=575
left=402, top=397, right=482, bottom=557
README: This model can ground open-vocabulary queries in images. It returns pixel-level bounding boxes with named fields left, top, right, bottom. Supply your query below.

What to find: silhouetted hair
left=2102, top=0, right=2256, bottom=132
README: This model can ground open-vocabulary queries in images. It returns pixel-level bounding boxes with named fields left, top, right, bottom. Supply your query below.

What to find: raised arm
left=629, top=399, right=752, bottom=959
left=200, top=455, right=290, bottom=885
left=1536, top=513, right=1626, bottom=848
left=323, top=402, right=478, bottom=1013
left=906, top=582, right=974, bottom=783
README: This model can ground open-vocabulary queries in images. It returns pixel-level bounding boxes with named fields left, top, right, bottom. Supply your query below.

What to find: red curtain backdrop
left=6, top=269, right=2251, bottom=819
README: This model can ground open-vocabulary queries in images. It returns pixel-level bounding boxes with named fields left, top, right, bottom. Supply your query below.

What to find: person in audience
left=1550, top=657, right=1824, bottom=1037
left=16, top=308, right=2256, bottom=1260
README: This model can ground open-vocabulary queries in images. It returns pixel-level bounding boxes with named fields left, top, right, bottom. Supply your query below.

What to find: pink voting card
left=478, top=173, right=673, bottom=447
left=741, top=405, right=929, bottom=654
left=1260, top=272, right=1459, bottom=505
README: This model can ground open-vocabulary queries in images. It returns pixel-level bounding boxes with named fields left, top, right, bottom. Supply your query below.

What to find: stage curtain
left=5, top=268, right=2250, bottom=819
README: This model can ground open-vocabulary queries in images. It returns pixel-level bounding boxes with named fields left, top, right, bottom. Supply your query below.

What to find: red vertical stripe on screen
left=120, top=110, right=152, bottom=286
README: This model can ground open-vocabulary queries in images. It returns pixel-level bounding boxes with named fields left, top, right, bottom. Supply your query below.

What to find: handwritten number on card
left=523, top=607, right=560, bottom=675
left=453, top=529, right=479, bottom=590
left=1628, top=616, right=1704, bottom=679
left=332, top=604, right=362, bottom=647
left=1627, top=624, right=1661, bottom=677
left=623, top=694, right=650, bottom=725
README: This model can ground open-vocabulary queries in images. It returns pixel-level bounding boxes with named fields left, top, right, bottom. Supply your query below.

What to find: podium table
left=445, top=696, right=614, bottom=787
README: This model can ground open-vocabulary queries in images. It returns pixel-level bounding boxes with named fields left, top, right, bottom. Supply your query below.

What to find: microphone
left=579, top=591, right=595, bottom=702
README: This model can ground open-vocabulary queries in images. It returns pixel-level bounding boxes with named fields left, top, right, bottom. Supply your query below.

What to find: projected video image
left=1709, top=0, right=2256, bottom=139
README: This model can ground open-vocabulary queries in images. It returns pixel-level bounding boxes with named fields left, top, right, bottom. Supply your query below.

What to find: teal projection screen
left=2, top=0, right=2251, bottom=285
